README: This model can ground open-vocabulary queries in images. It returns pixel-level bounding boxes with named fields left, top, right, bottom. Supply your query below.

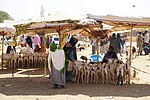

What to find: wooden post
left=128, top=26, right=133, bottom=84
left=43, top=33, right=47, bottom=77
left=1, top=33, right=4, bottom=69
left=58, top=31, right=61, bottom=48
left=96, top=37, right=99, bottom=62
left=129, top=26, right=133, bottom=65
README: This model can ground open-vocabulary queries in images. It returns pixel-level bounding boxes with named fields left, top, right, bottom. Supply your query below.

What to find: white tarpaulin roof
left=0, top=23, right=16, bottom=36
left=88, top=15, right=150, bottom=28
left=37, top=12, right=86, bottom=22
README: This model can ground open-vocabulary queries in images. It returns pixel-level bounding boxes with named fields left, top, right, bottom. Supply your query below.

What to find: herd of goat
left=67, top=57, right=131, bottom=85
left=3, top=49, right=47, bottom=68
left=2, top=47, right=132, bottom=85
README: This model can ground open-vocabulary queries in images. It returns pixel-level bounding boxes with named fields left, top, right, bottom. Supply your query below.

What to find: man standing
left=91, top=38, right=96, bottom=54
left=143, top=30, right=149, bottom=55
left=137, top=32, right=144, bottom=55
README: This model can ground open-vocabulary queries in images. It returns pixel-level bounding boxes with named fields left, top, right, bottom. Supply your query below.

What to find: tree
left=0, top=11, right=13, bottom=23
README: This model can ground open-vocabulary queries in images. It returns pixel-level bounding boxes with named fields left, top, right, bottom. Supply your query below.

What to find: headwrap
left=63, top=37, right=78, bottom=61
left=50, top=43, right=57, bottom=52
left=108, top=46, right=114, bottom=54
left=68, top=37, right=78, bottom=46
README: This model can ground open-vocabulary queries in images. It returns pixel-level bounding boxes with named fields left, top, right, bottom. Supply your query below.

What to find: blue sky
left=0, top=0, right=150, bottom=20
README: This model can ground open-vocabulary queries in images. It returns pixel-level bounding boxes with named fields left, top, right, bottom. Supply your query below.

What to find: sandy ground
left=0, top=42, right=150, bottom=100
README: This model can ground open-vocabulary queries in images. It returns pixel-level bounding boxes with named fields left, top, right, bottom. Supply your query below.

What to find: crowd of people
left=91, top=30, right=150, bottom=57
left=6, top=34, right=53, bottom=54
left=91, top=32, right=126, bottom=57
left=137, top=30, right=150, bottom=55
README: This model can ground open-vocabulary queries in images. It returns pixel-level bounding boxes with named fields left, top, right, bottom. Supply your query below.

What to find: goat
left=33, top=52, right=39, bottom=67
left=124, top=58, right=131, bottom=84
left=18, top=53, right=24, bottom=68
left=28, top=53, right=34, bottom=67
left=23, top=53, right=29, bottom=67
left=10, top=53, right=19, bottom=68
left=116, top=63, right=124, bottom=85
left=2, top=53, right=12, bottom=68
left=38, top=53, right=44, bottom=67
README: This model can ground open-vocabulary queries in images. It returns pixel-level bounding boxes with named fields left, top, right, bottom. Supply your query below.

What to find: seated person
left=102, top=46, right=118, bottom=63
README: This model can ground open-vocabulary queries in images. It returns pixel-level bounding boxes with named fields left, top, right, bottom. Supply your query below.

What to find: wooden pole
left=58, top=31, right=61, bottom=48
left=1, top=33, right=4, bottom=69
left=128, top=26, right=133, bottom=84
left=43, top=33, right=47, bottom=77
left=129, top=26, right=133, bottom=65
left=96, top=37, right=99, bottom=62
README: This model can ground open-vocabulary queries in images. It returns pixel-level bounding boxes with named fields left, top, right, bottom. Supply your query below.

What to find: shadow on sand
left=0, top=68, right=150, bottom=98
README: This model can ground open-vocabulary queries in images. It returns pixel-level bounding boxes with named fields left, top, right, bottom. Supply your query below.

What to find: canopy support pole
left=129, top=25, right=133, bottom=84
left=43, top=33, right=47, bottom=77
left=96, top=37, right=99, bottom=62
left=58, top=31, right=61, bottom=48
left=129, top=26, right=133, bottom=64
left=1, top=33, right=4, bottom=69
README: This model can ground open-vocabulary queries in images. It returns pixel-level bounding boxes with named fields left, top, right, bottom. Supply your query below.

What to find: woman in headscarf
left=26, top=36, right=33, bottom=49
left=48, top=43, right=66, bottom=89
left=63, top=36, right=78, bottom=82
left=102, top=46, right=118, bottom=63
left=33, top=34, right=41, bottom=52
left=116, top=33, right=121, bottom=56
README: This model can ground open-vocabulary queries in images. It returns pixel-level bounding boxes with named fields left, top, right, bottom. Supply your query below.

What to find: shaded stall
left=0, top=23, right=16, bottom=69
left=88, top=14, right=150, bottom=83
left=14, top=18, right=100, bottom=77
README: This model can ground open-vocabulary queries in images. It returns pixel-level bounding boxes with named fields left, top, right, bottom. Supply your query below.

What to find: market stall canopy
left=88, top=15, right=150, bottom=28
left=14, top=13, right=87, bottom=35
left=78, top=18, right=98, bottom=25
left=25, top=23, right=76, bottom=34
left=0, top=23, right=16, bottom=36
left=65, top=19, right=107, bottom=38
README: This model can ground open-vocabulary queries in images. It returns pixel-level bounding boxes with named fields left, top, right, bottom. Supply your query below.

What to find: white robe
left=48, top=49, right=66, bottom=86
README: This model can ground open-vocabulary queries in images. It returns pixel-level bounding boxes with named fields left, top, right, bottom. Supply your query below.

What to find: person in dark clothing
left=63, top=37, right=78, bottom=62
left=63, top=36, right=78, bottom=82
left=6, top=41, right=12, bottom=54
left=26, top=36, right=33, bottom=48
left=46, top=36, right=52, bottom=49
left=102, top=46, right=118, bottom=63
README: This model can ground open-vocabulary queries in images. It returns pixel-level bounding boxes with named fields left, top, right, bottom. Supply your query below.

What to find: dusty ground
left=0, top=42, right=150, bottom=100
